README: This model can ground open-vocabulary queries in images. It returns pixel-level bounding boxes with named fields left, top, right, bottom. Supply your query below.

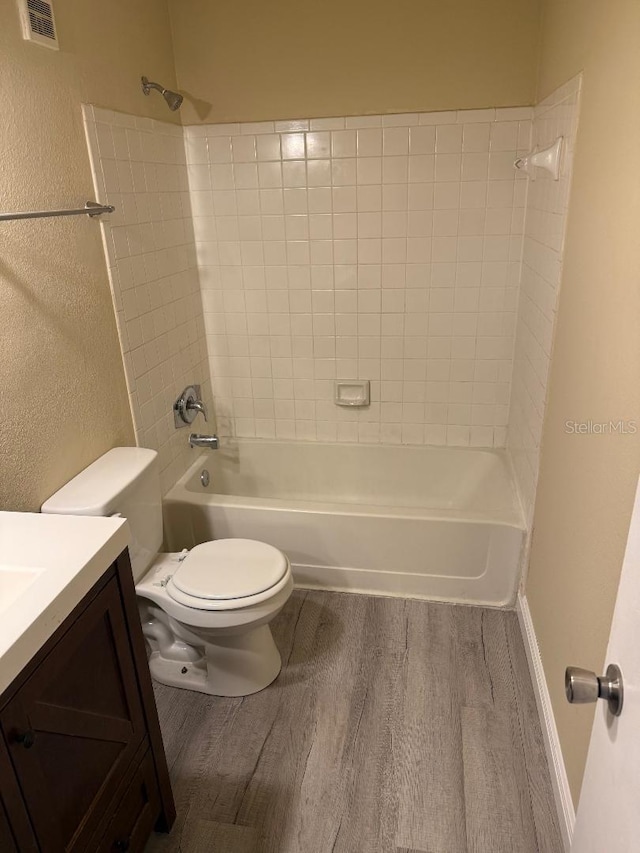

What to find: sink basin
left=0, top=565, right=43, bottom=614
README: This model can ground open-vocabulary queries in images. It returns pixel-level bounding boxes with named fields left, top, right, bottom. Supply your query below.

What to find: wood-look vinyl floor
left=145, top=590, right=562, bottom=853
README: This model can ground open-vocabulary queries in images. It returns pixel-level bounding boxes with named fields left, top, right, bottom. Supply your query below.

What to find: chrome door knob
left=565, top=663, right=624, bottom=716
left=565, top=667, right=599, bottom=703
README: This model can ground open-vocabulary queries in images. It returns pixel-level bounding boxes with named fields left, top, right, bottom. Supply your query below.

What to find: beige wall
left=0, top=0, right=179, bottom=511
left=4, top=0, right=639, bottom=809
left=168, top=0, right=541, bottom=124
left=527, top=0, right=640, bottom=804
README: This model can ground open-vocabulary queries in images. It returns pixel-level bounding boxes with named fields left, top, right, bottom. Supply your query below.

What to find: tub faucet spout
left=189, top=434, right=219, bottom=450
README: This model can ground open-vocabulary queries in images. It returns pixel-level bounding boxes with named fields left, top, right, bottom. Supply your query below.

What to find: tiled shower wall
left=83, top=106, right=212, bottom=492
left=186, top=109, right=532, bottom=446
left=82, top=96, right=579, bottom=507
left=507, top=77, right=582, bottom=523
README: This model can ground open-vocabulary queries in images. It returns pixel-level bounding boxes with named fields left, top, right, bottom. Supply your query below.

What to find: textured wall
left=0, top=0, right=178, bottom=510
left=526, top=0, right=640, bottom=804
left=168, top=0, right=542, bottom=124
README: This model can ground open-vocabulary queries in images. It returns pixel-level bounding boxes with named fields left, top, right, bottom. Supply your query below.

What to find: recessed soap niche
left=335, top=381, right=371, bottom=408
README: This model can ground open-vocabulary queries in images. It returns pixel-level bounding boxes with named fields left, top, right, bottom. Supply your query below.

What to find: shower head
left=163, top=89, right=184, bottom=111
left=141, top=76, right=183, bottom=112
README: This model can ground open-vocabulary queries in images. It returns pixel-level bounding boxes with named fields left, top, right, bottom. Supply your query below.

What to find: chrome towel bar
left=0, top=200, right=115, bottom=222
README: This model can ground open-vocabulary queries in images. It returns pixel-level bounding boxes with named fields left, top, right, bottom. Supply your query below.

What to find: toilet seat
left=166, top=539, right=291, bottom=611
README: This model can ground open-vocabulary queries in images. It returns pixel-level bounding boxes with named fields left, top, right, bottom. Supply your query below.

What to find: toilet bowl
left=137, top=542, right=293, bottom=696
left=41, top=446, right=293, bottom=698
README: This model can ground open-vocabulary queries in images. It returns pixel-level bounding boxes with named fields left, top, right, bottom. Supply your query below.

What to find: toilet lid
left=170, top=539, right=288, bottom=601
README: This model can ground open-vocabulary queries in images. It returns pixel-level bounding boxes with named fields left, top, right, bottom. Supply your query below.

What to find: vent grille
left=18, top=0, right=58, bottom=49
left=28, top=0, right=55, bottom=39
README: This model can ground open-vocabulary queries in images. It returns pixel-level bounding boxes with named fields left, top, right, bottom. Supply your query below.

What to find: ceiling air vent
left=18, top=0, right=59, bottom=50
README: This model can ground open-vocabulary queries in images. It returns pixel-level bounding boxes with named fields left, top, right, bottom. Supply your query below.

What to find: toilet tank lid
left=41, top=447, right=158, bottom=516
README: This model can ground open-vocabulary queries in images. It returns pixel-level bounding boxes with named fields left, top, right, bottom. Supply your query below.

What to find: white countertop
left=0, top=512, right=131, bottom=696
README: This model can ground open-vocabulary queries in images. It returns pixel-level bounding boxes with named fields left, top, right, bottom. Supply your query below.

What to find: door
left=571, top=474, right=640, bottom=851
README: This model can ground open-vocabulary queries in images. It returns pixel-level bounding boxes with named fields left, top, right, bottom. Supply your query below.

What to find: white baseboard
left=516, top=592, right=575, bottom=851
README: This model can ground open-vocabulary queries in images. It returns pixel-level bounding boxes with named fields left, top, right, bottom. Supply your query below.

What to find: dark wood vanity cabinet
left=0, top=551, right=175, bottom=852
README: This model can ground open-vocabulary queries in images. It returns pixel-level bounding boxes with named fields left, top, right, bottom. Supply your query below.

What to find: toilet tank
left=41, top=447, right=163, bottom=581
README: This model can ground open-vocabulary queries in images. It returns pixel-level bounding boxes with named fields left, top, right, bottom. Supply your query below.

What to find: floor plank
left=453, top=605, right=515, bottom=708
left=462, top=706, right=537, bottom=853
left=394, top=601, right=467, bottom=853
left=146, top=590, right=563, bottom=853
left=182, top=818, right=258, bottom=853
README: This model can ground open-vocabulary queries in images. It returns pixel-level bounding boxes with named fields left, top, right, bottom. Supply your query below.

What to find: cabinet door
left=0, top=578, right=146, bottom=852
left=97, top=750, right=160, bottom=853
left=0, top=799, right=17, bottom=853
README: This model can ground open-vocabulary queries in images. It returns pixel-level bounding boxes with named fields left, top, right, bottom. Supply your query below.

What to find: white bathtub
left=163, top=440, right=525, bottom=607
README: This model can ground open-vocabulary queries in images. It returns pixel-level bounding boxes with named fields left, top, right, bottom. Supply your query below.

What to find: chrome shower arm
left=141, top=76, right=183, bottom=111
left=141, top=77, right=164, bottom=96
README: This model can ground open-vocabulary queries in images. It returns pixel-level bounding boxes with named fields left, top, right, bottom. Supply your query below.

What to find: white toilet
left=41, top=447, right=293, bottom=697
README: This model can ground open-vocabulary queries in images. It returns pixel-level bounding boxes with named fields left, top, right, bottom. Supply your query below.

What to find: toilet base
left=147, top=623, right=283, bottom=697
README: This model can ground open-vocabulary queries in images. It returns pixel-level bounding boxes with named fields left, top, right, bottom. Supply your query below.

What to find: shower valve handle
left=174, top=385, right=207, bottom=427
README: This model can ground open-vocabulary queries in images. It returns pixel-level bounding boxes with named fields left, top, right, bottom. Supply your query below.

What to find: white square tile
left=434, top=183, right=460, bottom=209
left=419, top=111, right=457, bottom=126
left=276, top=119, right=310, bottom=132
left=382, top=185, right=408, bottom=211
left=310, top=117, right=345, bottom=131
left=383, top=127, right=409, bottom=156
left=234, top=163, right=258, bottom=189
left=456, top=108, right=495, bottom=124
left=347, top=115, right=382, bottom=129
left=306, top=132, right=331, bottom=159
left=462, top=124, right=491, bottom=153
left=283, top=161, right=307, bottom=188
left=408, top=184, right=434, bottom=211
left=358, top=211, right=382, bottom=238
left=359, top=238, right=382, bottom=264
left=357, top=128, right=383, bottom=157
left=357, top=185, right=382, bottom=212
left=208, top=137, right=232, bottom=163
left=462, top=153, right=489, bottom=182
left=333, top=212, right=357, bottom=239
left=232, top=136, right=257, bottom=162
left=436, top=124, right=463, bottom=153
left=383, top=157, right=408, bottom=184
left=308, top=187, right=332, bottom=213
left=332, top=130, right=357, bottom=158
left=333, top=186, right=357, bottom=212
left=309, top=213, right=333, bottom=239
left=382, top=210, right=407, bottom=238
left=435, top=154, right=462, bottom=182
left=307, top=160, right=331, bottom=187
left=281, top=133, right=306, bottom=159
left=409, top=155, right=435, bottom=183
left=490, top=122, right=519, bottom=151
left=357, top=158, right=382, bottom=185
left=409, top=126, right=436, bottom=155
left=236, top=189, right=261, bottom=215
left=257, top=134, right=281, bottom=161
left=285, top=214, right=309, bottom=240
left=258, top=162, right=283, bottom=188
left=332, top=158, right=357, bottom=186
